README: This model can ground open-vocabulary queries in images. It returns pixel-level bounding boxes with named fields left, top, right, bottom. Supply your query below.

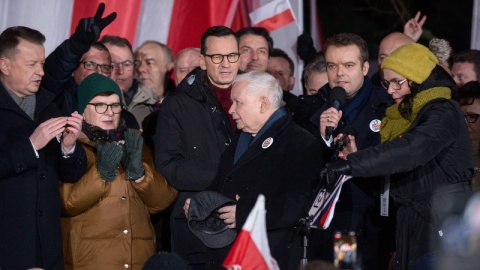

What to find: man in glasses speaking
left=154, top=25, right=240, bottom=269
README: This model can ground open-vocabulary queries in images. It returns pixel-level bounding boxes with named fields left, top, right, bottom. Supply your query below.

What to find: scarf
left=341, top=76, right=372, bottom=126
left=234, top=108, right=287, bottom=164
left=380, top=86, right=451, bottom=142
left=82, top=119, right=128, bottom=144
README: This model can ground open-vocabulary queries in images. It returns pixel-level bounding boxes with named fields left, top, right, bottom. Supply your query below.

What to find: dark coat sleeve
left=41, top=39, right=83, bottom=108
left=59, top=141, right=87, bottom=183
left=349, top=100, right=462, bottom=177
left=0, top=136, right=39, bottom=179
left=154, top=96, right=220, bottom=191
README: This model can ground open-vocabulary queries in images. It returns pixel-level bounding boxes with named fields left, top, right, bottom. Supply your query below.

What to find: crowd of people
left=0, top=2, right=479, bottom=270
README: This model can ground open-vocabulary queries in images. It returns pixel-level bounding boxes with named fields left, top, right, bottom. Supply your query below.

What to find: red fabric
left=212, top=84, right=235, bottom=133
left=71, top=0, right=141, bottom=46
left=253, top=9, right=295, bottom=32
left=167, top=0, right=239, bottom=56
left=223, top=230, right=270, bottom=270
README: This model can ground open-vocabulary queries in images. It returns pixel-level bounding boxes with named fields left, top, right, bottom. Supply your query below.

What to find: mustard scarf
left=380, top=87, right=451, bottom=142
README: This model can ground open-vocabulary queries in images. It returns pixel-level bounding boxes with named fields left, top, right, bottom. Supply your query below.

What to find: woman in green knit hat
left=322, top=43, right=473, bottom=270
left=58, top=73, right=178, bottom=269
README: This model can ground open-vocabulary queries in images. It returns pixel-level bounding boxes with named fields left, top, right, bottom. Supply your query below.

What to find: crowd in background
left=1, top=2, right=480, bottom=270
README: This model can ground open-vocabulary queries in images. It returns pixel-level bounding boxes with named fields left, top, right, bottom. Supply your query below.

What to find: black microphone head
left=340, top=126, right=357, bottom=137
left=329, top=87, right=346, bottom=107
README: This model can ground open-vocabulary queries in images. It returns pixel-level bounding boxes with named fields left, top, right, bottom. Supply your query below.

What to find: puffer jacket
left=60, top=131, right=178, bottom=270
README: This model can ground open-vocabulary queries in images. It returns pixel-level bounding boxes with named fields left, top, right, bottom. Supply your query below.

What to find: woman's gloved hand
left=121, top=129, right=145, bottom=180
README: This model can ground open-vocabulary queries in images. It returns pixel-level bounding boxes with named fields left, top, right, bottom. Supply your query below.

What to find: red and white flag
left=249, top=0, right=298, bottom=32
left=223, top=194, right=279, bottom=270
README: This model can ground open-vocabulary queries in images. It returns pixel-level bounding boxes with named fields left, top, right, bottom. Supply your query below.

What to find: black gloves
left=97, top=141, right=124, bottom=182
left=121, top=129, right=145, bottom=180
left=297, top=32, right=317, bottom=64
left=320, top=160, right=352, bottom=188
left=69, top=2, right=117, bottom=55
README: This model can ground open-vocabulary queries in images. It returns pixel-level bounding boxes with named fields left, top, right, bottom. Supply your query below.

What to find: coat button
left=121, top=196, right=127, bottom=200
left=124, top=264, right=129, bottom=268
left=37, top=210, right=44, bottom=216
left=39, top=174, right=45, bottom=180
left=16, top=163, right=25, bottom=170
left=123, top=229, right=129, bottom=234
left=226, top=177, right=232, bottom=182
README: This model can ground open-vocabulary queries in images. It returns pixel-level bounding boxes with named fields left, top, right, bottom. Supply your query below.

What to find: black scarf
left=82, top=120, right=127, bottom=144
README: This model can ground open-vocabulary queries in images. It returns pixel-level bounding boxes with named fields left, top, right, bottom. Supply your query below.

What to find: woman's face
left=461, top=99, right=480, bottom=140
left=83, top=94, right=121, bottom=130
left=382, top=69, right=411, bottom=103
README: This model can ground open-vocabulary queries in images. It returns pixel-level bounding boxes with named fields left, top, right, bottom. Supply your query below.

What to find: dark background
left=309, top=0, right=473, bottom=58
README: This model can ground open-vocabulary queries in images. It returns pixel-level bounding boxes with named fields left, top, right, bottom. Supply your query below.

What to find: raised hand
left=96, top=141, right=123, bottom=182
left=30, top=117, right=68, bottom=151
left=404, top=11, right=427, bottom=42
left=61, top=111, right=83, bottom=152
left=69, top=2, right=117, bottom=54
left=121, top=129, right=144, bottom=181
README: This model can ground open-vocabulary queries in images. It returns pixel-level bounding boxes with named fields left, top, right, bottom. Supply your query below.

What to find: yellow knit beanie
left=381, top=43, right=438, bottom=84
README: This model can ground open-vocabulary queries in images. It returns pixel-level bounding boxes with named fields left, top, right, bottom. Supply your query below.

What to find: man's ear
left=0, top=57, right=10, bottom=76
left=362, top=61, right=369, bottom=76
left=166, top=61, right=174, bottom=72
left=199, top=54, right=207, bottom=71
left=260, top=96, right=269, bottom=113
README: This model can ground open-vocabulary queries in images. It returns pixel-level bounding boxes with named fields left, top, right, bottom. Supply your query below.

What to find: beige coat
left=60, top=132, right=177, bottom=270
left=127, top=84, right=160, bottom=128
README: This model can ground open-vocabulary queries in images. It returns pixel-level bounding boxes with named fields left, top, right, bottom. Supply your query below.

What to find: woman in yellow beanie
left=59, top=73, right=178, bottom=269
left=322, top=43, right=473, bottom=269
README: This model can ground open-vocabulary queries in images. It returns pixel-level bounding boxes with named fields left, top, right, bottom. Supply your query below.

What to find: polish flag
left=249, top=0, right=298, bottom=32
left=0, top=0, right=319, bottom=95
left=223, top=194, right=279, bottom=270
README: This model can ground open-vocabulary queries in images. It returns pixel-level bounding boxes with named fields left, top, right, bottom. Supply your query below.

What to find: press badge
left=380, top=176, right=390, bottom=216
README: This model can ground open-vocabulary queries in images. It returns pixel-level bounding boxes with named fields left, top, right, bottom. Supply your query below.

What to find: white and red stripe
left=0, top=0, right=323, bottom=95
left=249, top=0, right=297, bottom=32
left=223, top=194, right=279, bottom=270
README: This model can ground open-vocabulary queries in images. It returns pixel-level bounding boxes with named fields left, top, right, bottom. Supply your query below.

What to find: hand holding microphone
left=320, top=87, right=346, bottom=139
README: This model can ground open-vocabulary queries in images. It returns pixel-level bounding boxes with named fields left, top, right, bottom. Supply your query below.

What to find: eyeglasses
left=465, top=113, right=480, bottom=123
left=81, top=61, right=114, bottom=74
left=381, top=78, right=408, bottom=90
left=204, top=53, right=240, bottom=64
left=87, top=103, right=123, bottom=114
left=112, top=60, right=135, bottom=71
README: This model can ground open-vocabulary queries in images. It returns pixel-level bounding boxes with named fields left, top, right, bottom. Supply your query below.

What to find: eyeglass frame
left=465, top=113, right=480, bottom=123
left=112, top=60, right=136, bottom=71
left=203, top=52, right=241, bottom=64
left=87, top=102, right=123, bottom=114
left=381, top=78, right=408, bottom=90
left=80, top=61, right=114, bottom=74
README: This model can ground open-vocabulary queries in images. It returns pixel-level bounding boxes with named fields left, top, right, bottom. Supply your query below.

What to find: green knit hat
left=77, top=73, right=123, bottom=114
left=381, top=43, right=439, bottom=84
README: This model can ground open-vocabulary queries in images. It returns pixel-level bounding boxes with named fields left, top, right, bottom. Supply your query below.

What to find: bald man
left=375, top=32, right=415, bottom=84
left=174, top=47, right=200, bottom=86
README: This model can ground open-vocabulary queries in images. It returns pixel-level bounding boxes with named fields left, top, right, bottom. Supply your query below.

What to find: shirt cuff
left=322, top=135, right=333, bottom=147
left=61, top=143, right=76, bottom=158
left=29, top=138, right=39, bottom=158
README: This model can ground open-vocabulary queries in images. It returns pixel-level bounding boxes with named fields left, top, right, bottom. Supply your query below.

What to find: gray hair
left=232, top=72, right=283, bottom=109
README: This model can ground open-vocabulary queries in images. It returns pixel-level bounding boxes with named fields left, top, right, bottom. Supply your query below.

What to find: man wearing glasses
left=154, top=25, right=239, bottom=269
left=42, top=8, right=139, bottom=129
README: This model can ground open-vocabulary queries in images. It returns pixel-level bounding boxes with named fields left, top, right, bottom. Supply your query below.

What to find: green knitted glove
left=96, top=142, right=124, bottom=182
left=121, top=129, right=145, bottom=180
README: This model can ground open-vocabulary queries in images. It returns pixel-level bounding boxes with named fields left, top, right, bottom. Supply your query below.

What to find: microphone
left=332, top=126, right=357, bottom=152
left=325, top=87, right=346, bottom=138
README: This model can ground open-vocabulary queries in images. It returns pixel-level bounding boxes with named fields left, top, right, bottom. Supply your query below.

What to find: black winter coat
left=208, top=111, right=325, bottom=270
left=348, top=69, right=473, bottom=269
left=0, top=85, right=86, bottom=270
left=154, top=67, right=233, bottom=264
